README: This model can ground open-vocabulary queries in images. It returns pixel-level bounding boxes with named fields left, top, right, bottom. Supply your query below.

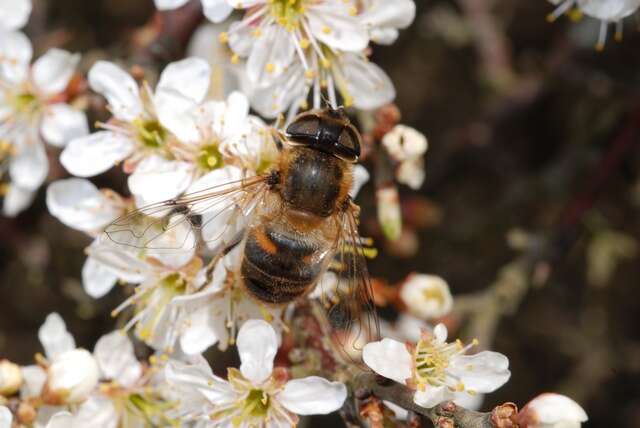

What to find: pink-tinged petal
left=0, top=30, right=32, bottom=84
left=154, top=0, right=190, bottom=10
left=414, top=385, right=454, bottom=408
left=88, top=61, right=142, bottom=122
left=81, top=257, right=118, bottom=299
left=31, top=49, right=79, bottom=96
left=40, top=103, right=88, bottom=147
left=60, top=131, right=135, bottom=177
left=94, top=331, right=142, bottom=387
left=307, top=4, right=369, bottom=52
left=237, top=319, right=278, bottom=384
left=278, top=377, right=347, bottom=415
left=38, top=313, right=75, bottom=360
left=157, top=57, right=211, bottom=103
left=0, top=0, right=32, bottom=30
left=46, top=178, right=121, bottom=232
left=9, top=140, right=48, bottom=190
left=202, top=0, right=234, bottom=23
left=362, top=338, right=412, bottom=385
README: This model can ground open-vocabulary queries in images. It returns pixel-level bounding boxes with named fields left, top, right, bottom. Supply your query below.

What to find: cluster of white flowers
left=0, top=0, right=595, bottom=427
left=156, top=0, right=416, bottom=118
left=547, top=0, right=640, bottom=49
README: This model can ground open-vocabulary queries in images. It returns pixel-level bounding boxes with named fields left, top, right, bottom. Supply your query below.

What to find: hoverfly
left=103, top=107, right=379, bottom=352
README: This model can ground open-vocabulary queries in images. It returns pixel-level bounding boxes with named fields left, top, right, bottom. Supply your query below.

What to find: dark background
left=1, top=1, right=639, bottom=426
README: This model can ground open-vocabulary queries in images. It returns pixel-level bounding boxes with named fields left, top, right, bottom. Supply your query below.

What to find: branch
left=353, top=373, right=518, bottom=428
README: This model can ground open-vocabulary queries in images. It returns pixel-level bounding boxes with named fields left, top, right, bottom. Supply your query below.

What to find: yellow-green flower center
left=11, top=92, right=40, bottom=117
left=197, top=144, right=224, bottom=171
left=134, top=119, right=167, bottom=149
left=243, top=389, right=270, bottom=418
left=270, top=0, right=306, bottom=31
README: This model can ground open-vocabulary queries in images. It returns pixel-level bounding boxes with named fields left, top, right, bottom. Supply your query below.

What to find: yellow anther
left=348, top=6, right=357, bottom=16
left=218, top=32, right=229, bottom=44
left=322, top=25, right=332, bottom=34
left=253, top=28, right=263, bottom=38
left=299, top=38, right=310, bottom=49
left=304, top=69, right=315, bottom=79
left=231, top=54, right=240, bottom=64
left=321, top=58, right=331, bottom=68
left=265, top=63, right=275, bottom=73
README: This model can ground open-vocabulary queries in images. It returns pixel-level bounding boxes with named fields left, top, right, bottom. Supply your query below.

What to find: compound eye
left=337, top=127, right=361, bottom=160
left=286, top=115, right=320, bottom=141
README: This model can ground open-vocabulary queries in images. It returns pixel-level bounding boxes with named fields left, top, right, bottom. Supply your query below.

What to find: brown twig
left=353, top=373, right=518, bottom=428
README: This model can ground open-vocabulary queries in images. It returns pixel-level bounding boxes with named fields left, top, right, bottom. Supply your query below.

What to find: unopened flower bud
left=44, top=349, right=99, bottom=404
left=400, top=274, right=453, bottom=319
left=518, top=393, right=588, bottom=428
left=0, top=360, right=22, bottom=396
left=382, top=125, right=428, bottom=162
left=377, top=185, right=402, bottom=241
left=16, top=402, right=36, bottom=425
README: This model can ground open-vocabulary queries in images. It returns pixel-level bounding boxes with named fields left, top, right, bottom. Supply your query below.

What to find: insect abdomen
left=241, top=225, right=322, bottom=304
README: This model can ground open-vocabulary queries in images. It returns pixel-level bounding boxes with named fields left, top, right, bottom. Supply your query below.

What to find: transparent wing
left=103, top=173, right=269, bottom=255
left=318, top=201, right=380, bottom=360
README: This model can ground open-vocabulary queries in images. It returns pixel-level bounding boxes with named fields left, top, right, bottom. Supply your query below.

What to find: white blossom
left=363, top=323, right=510, bottom=408
left=382, top=124, right=428, bottom=190
left=400, top=274, right=453, bottom=319
left=214, top=0, right=415, bottom=117
left=0, top=38, right=87, bottom=216
left=0, top=359, right=22, bottom=395
left=547, top=0, right=640, bottom=48
left=154, top=0, right=234, bottom=23
left=0, top=406, right=11, bottom=428
left=166, top=319, right=347, bottom=427
left=518, top=393, right=588, bottom=428
left=38, top=314, right=99, bottom=405
left=0, top=0, right=31, bottom=32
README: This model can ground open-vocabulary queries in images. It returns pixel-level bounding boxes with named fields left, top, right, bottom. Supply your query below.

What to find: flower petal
left=179, top=303, right=225, bottom=355
left=31, top=49, right=79, bottom=95
left=0, top=30, right=32, bottom=84
left=249, top=63, right=306, bottom=118
left=128, top=155, right=194, bottom=204
left=19, top=365, right=46, bottom=399
left=10, top=140, right=48, bottom=190
left=237, top=319, right=278, bottom=384
left=523, top=393, right=588, bottom=425
left=0, top=0, right=32, bottom=30
left=307, top=4, right=369, bottom=52
left=154, top=0, right=190, bottom=10
left=362, top=338, right=413, bottom=385
left=413, top=385, right=454, bottom=408
left=221, top=91, right=249, bottom=138
left=154, top=88, right=201, bottom=143
left=246, top=25, right=295, bottom=87
left=157, top=57, right=211, bottom=103
left=202, top=0, right=234, bottom=23
left=82, top=256, right=118, bottom=299
left=0, top=406, right=11, bottom=428
left=361, top=0, right=416, bottom=33
left=38, top=312, right=75, bottom=360
left=350, top=164, right=369, bottom=198
left=94, top=330, right=142, bottom=387
left=2, top=184, right=35, bottom=217
left=335, top=53, right=395, bottom=110
left=40, top=103, right=89, bottom=147
left=73, top=396, right=118, bottom=428
left=46, top=178, right=121, bottom=233
left=278, top=377, right=347, bottom=415
left=88, top=61, right=143, bottom=122
left=60, top=131, right=135, bottom=177
left=165, top=358, right=236, bottom=405
left=44, top=412, right=74, bottom=428
left=449, top=351, right=510, bottom=393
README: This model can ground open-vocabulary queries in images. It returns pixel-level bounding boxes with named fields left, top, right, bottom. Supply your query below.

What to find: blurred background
left=1, top=1, right=640, bottom=427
